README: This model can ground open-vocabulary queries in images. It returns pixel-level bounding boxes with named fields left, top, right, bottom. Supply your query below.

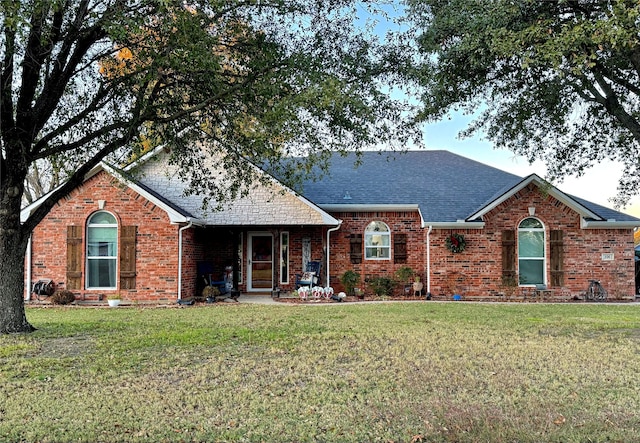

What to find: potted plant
left=107, top=294, right=121, bottom=307
left=340, top=270, right=361, bottom=296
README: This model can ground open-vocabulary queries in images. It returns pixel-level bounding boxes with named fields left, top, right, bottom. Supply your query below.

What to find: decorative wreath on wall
left=445, top=233, right=466, bottom=253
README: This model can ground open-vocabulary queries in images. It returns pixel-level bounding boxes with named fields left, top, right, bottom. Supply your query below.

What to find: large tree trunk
left=0, top=229, right=33, bottom=333
left=0, top=177, right=35, bottom=333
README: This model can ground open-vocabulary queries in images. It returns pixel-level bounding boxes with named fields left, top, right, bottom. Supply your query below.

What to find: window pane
left=89, top=212, right=116, bottom=225
left=519, top=260, right=544, bottom=285
left=365, top=233, right=389, bottom=247
left=520, top=218, right=543, bottom=229
left=88, top=227, right=117, bottom=257
left=365, top=221, right=389, bottom=233
left=518, top=231, right=543, bottom=257
left=87, top=258, right=116, bottom=287
left=366, top=246, right=390, bottom=259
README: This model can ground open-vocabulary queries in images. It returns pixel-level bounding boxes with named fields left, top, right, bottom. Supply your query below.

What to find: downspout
left=426, top=225, right=432, bottom=298
left=177, top=221, right=193, bottom=301
left=25, top=235, right=32, bottom=301
left=326, top=221, right=343, bottom=287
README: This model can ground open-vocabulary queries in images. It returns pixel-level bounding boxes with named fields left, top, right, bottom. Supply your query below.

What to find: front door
left=248, top=233, right=273, bottom=291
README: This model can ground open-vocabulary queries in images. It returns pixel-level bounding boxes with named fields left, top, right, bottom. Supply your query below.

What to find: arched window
left=365, top=221, right=390, bottom=260
left=518, top=217, right=545, bottom=285
left=86, top=211, right=118, bottom=289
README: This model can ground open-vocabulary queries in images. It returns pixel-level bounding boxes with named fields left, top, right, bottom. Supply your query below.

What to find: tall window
left=365, top=221, right=390, bottom=260
left=280, top=232, right=289, bottom=284
left=518, top=217, right=545, bottom=285
left=87, top=211, right=117, bottom=289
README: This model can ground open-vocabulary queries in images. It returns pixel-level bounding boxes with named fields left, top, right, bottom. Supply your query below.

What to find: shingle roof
left=292, top=150, right=640, bottom=224
left=293, top=150, right=520, bottom=222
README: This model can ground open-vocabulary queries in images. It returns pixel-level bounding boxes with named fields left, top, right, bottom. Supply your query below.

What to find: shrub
left=340, top=270, right=361, bottom=296
left=50, top=289, right=75, bottom=305
left=367, top=276, right=396, bottom=298
left=394, top=266, right=415, bottom=283
left=202, top=286, right=220, bottom=298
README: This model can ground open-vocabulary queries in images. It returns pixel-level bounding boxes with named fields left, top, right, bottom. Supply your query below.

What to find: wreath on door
left=445, top=233, right=466, bottom=253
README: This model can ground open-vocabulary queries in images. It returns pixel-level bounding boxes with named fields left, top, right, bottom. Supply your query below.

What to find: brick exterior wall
left=324, top=184, right=635, bottom=298
left=426, top=184, right=634, bottom=298
left=326, top=211, right=426, bottom=293
left=28, top=171, right=185, bottom=302
left=27, top=173, right=635, bottom=302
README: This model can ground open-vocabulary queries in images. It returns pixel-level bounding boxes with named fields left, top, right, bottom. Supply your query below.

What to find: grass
left=1, top=302, right=640, bottom=442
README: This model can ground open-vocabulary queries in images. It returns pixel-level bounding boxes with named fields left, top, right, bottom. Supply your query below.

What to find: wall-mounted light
left=528, top=206, right=535, bottom=216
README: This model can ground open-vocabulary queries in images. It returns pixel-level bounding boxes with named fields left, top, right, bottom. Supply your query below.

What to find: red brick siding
left=428, top=185, right=635, bottom=298
left=28, top=171, right=183, bottom=302
left=326, top=211, right=425, bottom=293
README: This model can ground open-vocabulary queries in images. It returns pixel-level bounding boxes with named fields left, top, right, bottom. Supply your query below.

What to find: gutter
left=326, top=221, right=343, bottom=287
left=422, top=220, right=485, bottom=229
left=177, top=221, right=193, bottom=300
left=581, top=219, right=640, bottom=229
left=426, top=225, right=432, bottom=298
left=25, top=235, right=32, bottom=301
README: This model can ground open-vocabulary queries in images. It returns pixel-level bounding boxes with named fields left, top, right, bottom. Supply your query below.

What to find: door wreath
left=445, top=233, right=466, bottom=253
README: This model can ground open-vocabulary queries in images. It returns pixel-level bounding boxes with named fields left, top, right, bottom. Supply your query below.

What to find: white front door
left=248, top=233, right=273, bottom=292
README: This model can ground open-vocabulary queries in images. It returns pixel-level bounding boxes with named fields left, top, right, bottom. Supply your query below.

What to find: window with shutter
left=86, top=211, right=118, bottom=289
left=518, top=218, right=545, bottom=285
left=364, top=221, right=390, bottom=260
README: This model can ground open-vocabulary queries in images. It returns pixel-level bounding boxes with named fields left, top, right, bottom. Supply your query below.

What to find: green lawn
left=1, top=302, right=639, bottom=442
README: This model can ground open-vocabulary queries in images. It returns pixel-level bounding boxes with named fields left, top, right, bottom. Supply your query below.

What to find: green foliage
left=407, top=0, right=640, bottom=206
left=366, top=275, right=396, bottom=297
left=339, top=269, right=361, bottom=295
left=394, top=265, right=415, bottom=282
left=50, top=290, right=75, bottom=305
left=1, top=304, right=640, bottom=442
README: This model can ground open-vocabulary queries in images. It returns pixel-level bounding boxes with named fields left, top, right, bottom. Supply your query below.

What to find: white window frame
left=86, top=211, right=118, bottom=290
left=518, top=217, right=546, bottom=286
left=365, top=221, right=391, bottom=260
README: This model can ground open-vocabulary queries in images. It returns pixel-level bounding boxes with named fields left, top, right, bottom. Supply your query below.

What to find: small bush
left=202, top=286, right=220, bottom=298
left=50, top=290, right=75, bottom=305
left=367, top=276, right=396, bottom=298
left=340, top=270, right=361, bottom=296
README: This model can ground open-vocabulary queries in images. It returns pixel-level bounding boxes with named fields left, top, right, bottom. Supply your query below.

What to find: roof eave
left=319, top=204, right=420, bottom=212
left=422, top=221, right=486, bottom=229
left=468, top=174, right=603, bottom=221
left=581, top=219, right=640, bottom=229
